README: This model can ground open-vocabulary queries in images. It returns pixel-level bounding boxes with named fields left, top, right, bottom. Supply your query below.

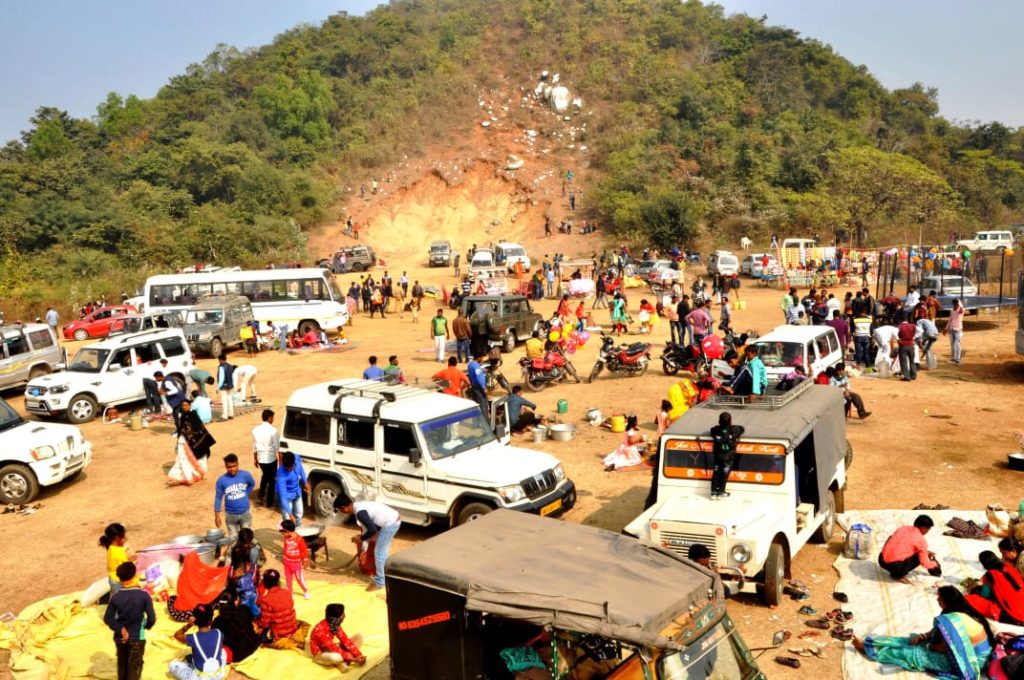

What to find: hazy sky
left=1, top=1, right=1020, bottom=144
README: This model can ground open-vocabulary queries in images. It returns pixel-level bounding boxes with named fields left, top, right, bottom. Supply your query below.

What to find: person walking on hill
left=431, top=309, right=449, bottom=363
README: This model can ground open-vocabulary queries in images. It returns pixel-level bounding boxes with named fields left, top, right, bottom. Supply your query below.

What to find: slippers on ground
left=797, top=605, right=817, bottom=615
left=825, top=608, right=854, bottom=623
left=797, top=630, right=822, bottom=639
left=833, top=591, right=850, bottom=603
left=831, top=626, right=853, bottom=641
left=775, top=656, right=801, bottom=669
left=805, top=618, right=830, bottom=630
left=810, top=647, right=826, bottom=659
left=787, top=647, right=813, bottom=657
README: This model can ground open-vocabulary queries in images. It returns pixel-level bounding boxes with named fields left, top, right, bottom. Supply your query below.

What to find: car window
left=3, top=334, right=27, bottom=357
left=383, top=423, right=417, bottom=456
left=157, top=337, right=186, bottom=358
left=826, top=333, right=839, bottom=354
left=815, top=336, right=829, bottom=358
left=135, top=342, right=160, bottom=364
left=284, top=410, right=331, bottom=444
left=28, top=329, right=54, bottom=350
left=337, top=417, right=374, bottom=450
left=111, top=348, right=133, bottom=368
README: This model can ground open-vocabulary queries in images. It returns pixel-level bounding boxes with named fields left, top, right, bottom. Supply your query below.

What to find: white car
left=750, top=325, right=844, bottom=379
left=284, top=379, right=577, bottom=527
left=739, top=253, right=778, bottom=277
left=707, top=251, right=739, bottom=276
left=0, top=397, right=92, bottom=504
left=495, top=242, right=531, bottom=272
left=957, top=230, right=1014, bottom=252
left=920, top=275, right=978, bottom=299
left=24, top=328, right=194, bottom=423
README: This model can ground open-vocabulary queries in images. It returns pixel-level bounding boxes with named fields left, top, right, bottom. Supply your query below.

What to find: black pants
left=471, top=386, right=488, bottom=416
left=844, top=391, right=867, bottom=417
left=711, top=462, right=732, bottom=495
left=115, top=639, right=146, bottom=680
left=512, top=411, right=538, bottom=433
left=142, top=379, right=161, bottom=411
left=258, top=461, right=277, bottom=507
left=879, top=552, right=942, bottom=580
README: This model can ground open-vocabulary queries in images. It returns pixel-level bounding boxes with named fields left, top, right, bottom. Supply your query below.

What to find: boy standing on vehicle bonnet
left=709, top=412, right=744, bottom=500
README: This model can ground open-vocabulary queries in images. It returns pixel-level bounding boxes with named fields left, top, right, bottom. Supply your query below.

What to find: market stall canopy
left=387, top=510, right=720, bottom=650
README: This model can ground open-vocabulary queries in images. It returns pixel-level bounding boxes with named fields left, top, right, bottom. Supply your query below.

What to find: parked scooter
left=589, top=333, right=652, bottom=383
left=519, top=346, right=580, bottom=391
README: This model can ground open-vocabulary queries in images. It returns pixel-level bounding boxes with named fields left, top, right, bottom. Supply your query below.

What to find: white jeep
left=24, top=328, right=194, bottom=423
left=282, top=379, right=577, bottom=527
left=624, top=380, right=849, bottom=606
left=0, top=397, right=92, bottom=504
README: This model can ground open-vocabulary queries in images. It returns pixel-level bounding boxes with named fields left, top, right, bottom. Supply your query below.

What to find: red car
left=63, top=305, right=137, bottom=341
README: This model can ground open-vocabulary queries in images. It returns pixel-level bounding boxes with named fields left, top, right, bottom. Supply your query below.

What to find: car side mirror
left=409, top=448, right=422, bottom=467
left=108, top=364, right=121, bottom=372
left=279, top=441, right=289, bottom=450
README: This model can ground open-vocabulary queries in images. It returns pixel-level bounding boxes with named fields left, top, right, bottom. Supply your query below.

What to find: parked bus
left=144, top=268, right=348, bottom=335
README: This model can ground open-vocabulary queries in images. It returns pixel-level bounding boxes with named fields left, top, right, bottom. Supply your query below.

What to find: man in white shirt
left=334, top=495, right=401, bottom=592
left=45, top=307, right=59, bottom=330
left=903, top=286, right=920, bottom=321
left=872, top=325, right=900, bottom=368
left=234, top=364, right=258, bottom=403
left=252, top=409, right=281, bottom=508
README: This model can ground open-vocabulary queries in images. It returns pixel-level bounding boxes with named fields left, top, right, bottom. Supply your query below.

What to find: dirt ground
left=2, top=246, right=1023, bottom=679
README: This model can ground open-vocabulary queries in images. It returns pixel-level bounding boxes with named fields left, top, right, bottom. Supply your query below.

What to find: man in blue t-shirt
left=214, top=453, right=256, bottom=541
left=276, top=451, right=310, bottom=527
left=467, top=352, right=489, bottom=416
left=362, top=355, right=385, bottom=381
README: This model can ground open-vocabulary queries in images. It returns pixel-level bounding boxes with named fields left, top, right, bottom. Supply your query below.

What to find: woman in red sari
left=966, top=550, right=1024, bottom=625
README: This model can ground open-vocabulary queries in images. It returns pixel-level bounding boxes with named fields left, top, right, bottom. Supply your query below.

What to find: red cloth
left=257, top=586, right=298, bottom=639
left=984, top=566, right=1024, bottom=624
left=281, top=534, right=308, bottom=562
left=897, top=321, right=917, bottom=347
left=309, top=620, right=364, bottom=660
left=175, top=551, right=230, bottom=611
left=880, top=526, right=938, bottom=570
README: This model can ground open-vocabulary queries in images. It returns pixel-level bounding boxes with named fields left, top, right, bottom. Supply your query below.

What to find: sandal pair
left=826, top=608, right=855, bottom=624
left=775, top=656, right=801, bottom=669
left=805, top=618, right=830, bottom=630
left=831, top=626, right=854, bottom=641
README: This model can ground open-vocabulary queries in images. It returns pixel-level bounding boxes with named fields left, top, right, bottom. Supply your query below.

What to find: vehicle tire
left=845, top=440, right=853, bottom=470
left=695, top=358, right=711, bottom=379
left=28, top=364, right=51, bottom=381
left=763, top=542, right=785, bottom=607
left=67, top=394, right=98, bottom=424
left=565, top=362, right=581, bottom=383
left=209, top=337, right=224, bottom=358
left=812, top=490, right=837, bottom=544
left=0, top=464, right=39, bottom=505
left=497, top=373, right=512, bottom=393
left=352, top=263, right=365, bottom=272
left=525, top=373, right=546, bottom=392
left=298, top=320, right=321, bottom=336
left=588, top=363, right=602, bottom=384
left=73, top=329, right=89, bottom=341
left=312, top=478, right=343, bottom=519
left=456, top=502, right=493, bottom=525
left=662, top=360, right=680, bottom=376
left=636, top=360, right=650, bottom=377
left=502, top=330, right=517, bottom=353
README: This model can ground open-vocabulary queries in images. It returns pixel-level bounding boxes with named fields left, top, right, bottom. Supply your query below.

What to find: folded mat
left=836, top=509, right=1023, bottom=680
left=0, top=579, right=388, bottom=680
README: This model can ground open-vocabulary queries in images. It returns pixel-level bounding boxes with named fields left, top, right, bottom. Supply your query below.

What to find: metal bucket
left=547, top=424, right=577, bottom=442
left=532, top=426, right=548, bottom=443
left=194, top=543, right=218, bottom=565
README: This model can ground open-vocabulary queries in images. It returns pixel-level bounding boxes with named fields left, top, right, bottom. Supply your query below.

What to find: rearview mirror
left=108, top=364, right=121, bottom=372
left=409, top=448, right=422, bottom=467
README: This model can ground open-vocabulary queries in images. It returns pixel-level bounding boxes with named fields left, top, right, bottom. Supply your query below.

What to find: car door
left=378, top=421, right=428, bottom=506
left=0, top=336, right=15, bottom=387
left=332, top=415, right=380, bottom=497
left=104, top=346, right=141, bottom=404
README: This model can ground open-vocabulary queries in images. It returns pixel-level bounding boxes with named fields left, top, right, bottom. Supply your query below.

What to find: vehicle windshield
left=658, top=618, right=758, bottom=680
left=69, top=348, right=110, bottom=373
left=0, top=398, right=24, bottom=431
left=753, top=341, right=804, bottom=369
left=420, top=409, right=496, bottom=459
left=185, top=310, right=224, bottom=324
left=505, top=247, right=526, bottom=257
left=719, top=257, right=738, bottom=266
left=431, top=245, right=448, bottom=253
left=325, top=276, right=344, bottom=302
left=664, top=444, right=786, bottom=485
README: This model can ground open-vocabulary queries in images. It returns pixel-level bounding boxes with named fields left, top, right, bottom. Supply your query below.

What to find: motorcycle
left=661, top=341, right=710, bottom=377
left=589, top=334, right=652, bottom=383
left=519, top=347, right=580, bottom=391
left=485, top=358, right=511, bottom=393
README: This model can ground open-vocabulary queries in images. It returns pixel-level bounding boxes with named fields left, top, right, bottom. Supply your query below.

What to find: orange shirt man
left=434, top=357, right=470, bottom=396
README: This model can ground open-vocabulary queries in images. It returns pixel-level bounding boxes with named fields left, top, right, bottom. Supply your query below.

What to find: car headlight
left=48, top=384, right=70, bottom=394
left=730, top=543, right=752, bottom=564
left=31, top=445, right=56, bottom=461
left=199, top=332, right=212, bottom=340
left=552, top=464, right=566, bottom=482
left=497, top=485, right=526, bottom=503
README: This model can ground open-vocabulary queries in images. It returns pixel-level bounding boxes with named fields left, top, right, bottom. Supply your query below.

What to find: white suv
left=283, top=379, right=577, bottom=527
left=24, top=328, right=194, bottom=423
left=0, top=397, right=92, bottom=504
left=957, top=230, right=1014, bottom=252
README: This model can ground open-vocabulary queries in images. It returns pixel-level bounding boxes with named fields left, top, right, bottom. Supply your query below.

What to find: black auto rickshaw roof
left=386, top=510, right=720, bottom=650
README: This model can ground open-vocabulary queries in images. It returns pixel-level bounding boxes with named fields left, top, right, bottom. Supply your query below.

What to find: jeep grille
left=520, top=469, right=557, bottom=499
left=658, top=530, right=718, bottom=566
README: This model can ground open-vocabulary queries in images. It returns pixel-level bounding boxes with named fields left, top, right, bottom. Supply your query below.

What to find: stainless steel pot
left=167, top=534, right=204, bottom=546
left=193, top=543, right=218, bottom=565
left=547, top=424, right=577, bottom=442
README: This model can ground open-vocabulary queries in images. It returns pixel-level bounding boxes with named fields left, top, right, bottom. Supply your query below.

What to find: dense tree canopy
left=2, top=0, right=1023, bottom=305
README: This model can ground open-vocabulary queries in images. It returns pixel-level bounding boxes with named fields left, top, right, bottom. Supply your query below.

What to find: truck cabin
left=385, top=511, right=761, bottom=680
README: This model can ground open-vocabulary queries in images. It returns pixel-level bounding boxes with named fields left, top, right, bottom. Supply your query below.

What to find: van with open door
left=385, top=511, right=766, bottom=680
left=625, top=380, right=849, bottom=607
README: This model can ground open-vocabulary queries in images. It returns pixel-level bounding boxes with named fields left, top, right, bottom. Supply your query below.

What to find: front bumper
left=23, top=396, right=64, bottom=417
left=515, top=480, right=577, bottom=518
left=34, top=441, right=92, bottom=487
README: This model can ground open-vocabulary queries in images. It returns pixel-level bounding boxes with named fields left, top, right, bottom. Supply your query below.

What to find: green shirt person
left=431, top=309, right=449, bottom=363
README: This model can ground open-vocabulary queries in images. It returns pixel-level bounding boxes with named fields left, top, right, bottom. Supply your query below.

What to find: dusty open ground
left=2, top=244, right=1022, bottom=678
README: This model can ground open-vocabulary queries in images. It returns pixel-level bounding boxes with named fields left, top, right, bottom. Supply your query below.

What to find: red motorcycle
left=519, top=347, right=580, bottom=392
left=589, top=333, right=652, bottom=383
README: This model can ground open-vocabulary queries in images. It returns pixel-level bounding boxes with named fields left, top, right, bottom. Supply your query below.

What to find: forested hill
left=3, top=0, right=1023, bottom=305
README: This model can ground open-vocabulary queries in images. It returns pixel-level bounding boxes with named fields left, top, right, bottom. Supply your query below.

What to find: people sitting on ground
left=602, top=415, right=647, bottom=471
left=878, top=515, right=942, bottom=582
left=999, top=537, right=1024, bottom=580
left=257, top=569, right=310, bottom=650
left=507, top=385, right=540, bottom=433
left=656, top=399, right=671, bottom=437
left=853, top=585, right=993, bottom=678
left=212, top=586, right=260, bottom=663
left=829, top=363, right=871, bottom=419
left=229, top=546, right=260, bottom=618
left=965, top=550, right=1024, bottom=625
left=310, top=603, right=367, bottom=670
left=302, top=328, right=320, bottom=347
left=287, top=331, right=304, bottom=349
left=169, top=604, right=228, bottom=680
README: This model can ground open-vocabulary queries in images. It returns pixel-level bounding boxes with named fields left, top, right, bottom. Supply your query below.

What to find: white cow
left=740, top=236, right=753, bottom=251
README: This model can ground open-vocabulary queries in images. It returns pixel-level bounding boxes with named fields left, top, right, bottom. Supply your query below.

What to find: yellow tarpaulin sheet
left=0, top=580, right=388, bottom=680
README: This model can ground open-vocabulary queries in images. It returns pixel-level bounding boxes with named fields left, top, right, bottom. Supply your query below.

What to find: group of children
left=99, top=521, right=368, bottom=680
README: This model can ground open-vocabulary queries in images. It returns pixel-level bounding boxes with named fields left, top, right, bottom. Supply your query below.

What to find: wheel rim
left=318, top=488, right=338, bottom=516
left=465, top=511, right=486, bottom=522
left=74, top=330, right=88, bottom=340
left=1, top=473, right=27, bottom=499
left=71, top=399, right=93, bottom=420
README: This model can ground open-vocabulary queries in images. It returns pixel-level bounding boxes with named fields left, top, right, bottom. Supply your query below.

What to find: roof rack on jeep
left=704, top=376, right=812, bottom=410
left=326, top=380, right=427, bottom=403
left=117, top=328, right=175, bottom=344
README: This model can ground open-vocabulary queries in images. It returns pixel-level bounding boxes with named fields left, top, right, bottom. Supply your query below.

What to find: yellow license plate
left=540, top=499, right=562, bottom=516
